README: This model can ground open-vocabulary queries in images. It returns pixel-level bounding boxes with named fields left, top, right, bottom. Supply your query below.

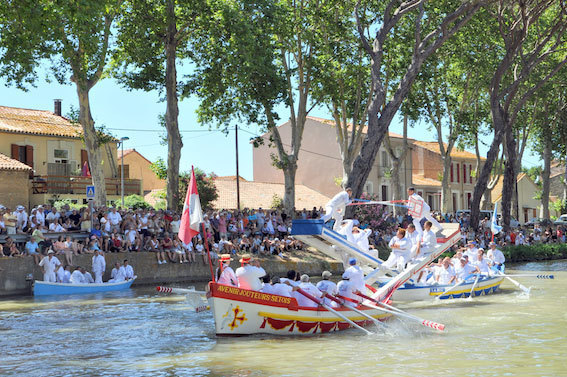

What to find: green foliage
left=123, top=194, right=153, bottom=210
left=178, top=168, right=218, bottom=211
left=501, top=244, right=567, bottom=262
left=150, top=157, right=168, bottom=180
left=551, top=199, right=567, bottom=214
left=271, top=194, right=283, bottom=210
left=67, top=105, right=116, bottom=145
left=52, top=199, right=87, bottom=211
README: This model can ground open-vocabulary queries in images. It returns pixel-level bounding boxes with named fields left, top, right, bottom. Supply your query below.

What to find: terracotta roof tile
left=413, top=141, right=483, bottom=161
left=412, top=173, right=441, bottom=187
left=212, top=179, right=330, bottom=210
left=118, top=149, right=135, bottom=159
left=305, top=116, right=410, bottom=139
left=215, top=175, right=248, bottom=181
left=0, top=105, right=82, bottom=138
left=0, top=153, right=33, bottom=171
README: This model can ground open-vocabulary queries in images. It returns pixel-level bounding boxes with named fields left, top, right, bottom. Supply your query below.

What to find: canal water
left=1, top=261, right=566, bottom=377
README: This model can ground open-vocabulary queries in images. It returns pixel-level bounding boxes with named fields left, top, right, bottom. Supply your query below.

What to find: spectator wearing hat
left=235, top=254, right=265, bottom=291
left=316, top=271, right=338, bottom=307
left=217, top=254, right=238, bottom=286
left=14, top=205, right=28, bottom=231
left=39, top=249, right=61, bottom=282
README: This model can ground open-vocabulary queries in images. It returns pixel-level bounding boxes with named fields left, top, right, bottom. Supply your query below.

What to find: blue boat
left=33, top=278, right=136, bottom=296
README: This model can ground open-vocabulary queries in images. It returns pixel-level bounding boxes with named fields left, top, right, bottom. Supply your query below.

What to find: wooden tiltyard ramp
left=369, top=223, right=461, bottom=303
left=291, top=219, right=388, bottom=270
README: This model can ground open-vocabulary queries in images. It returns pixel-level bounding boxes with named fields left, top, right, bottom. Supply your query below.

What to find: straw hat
left=220, top=254, right=232, bottom=263
left=239, top=254, right=252, bottom=264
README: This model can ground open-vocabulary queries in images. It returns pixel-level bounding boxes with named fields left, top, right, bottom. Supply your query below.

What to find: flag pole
left=202, top=223, right=215, bottom=282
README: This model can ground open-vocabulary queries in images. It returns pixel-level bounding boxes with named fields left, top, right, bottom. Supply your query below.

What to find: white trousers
left=321, top=206, right=344, bottom=231
left=94, top=271, right=103, bottom=284
left=413, top=212, right=443, bottom=234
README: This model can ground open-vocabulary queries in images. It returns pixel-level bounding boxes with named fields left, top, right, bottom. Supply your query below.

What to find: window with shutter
left=456, top=164, right=460, bottom=183
left=450, top=163, right=454, bottom=182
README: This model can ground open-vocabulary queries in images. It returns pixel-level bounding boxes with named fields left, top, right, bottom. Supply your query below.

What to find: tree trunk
left=501, top=126, right=517, bottom=231
left=77, top=88, right=107, bottom=206
left=563, top=153, right=567, bottom=203
left=441, top=156, right=452, bottom=213
left=164, top=0, right=183, bottom=211
left=541, top=127, right=552, bottom=220
left=283, top=163, right=297, bottom=217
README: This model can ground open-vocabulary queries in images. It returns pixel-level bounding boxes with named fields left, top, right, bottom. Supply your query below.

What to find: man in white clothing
left=84, top=270, right=95, bottom=283
left=217, top=254, right=238, bottom=286
left=472, top=250, right=491, bottom=275
left=464, top=241, right=479, bottom=262
left=435, top=257, right=456, bottom=285
left=383, top=228, right=412, bottom=271
left=109, top=263, right=126, bottom=283
left=316, top=271, right=338, bottom=307
left=235, top=254, right=266, bottom=291
left=123, top=260, right=135, bottom=280
left=39, top=250, right=61, bottom=282
left=407, top=187, right=443, bottom=234
left=454, top=258, right=480, bottom=282
left=92, top=249, right=106, bottom=283
left=352, top=227, right=373, bottom=253
left=264, top=275, right=293, bottom=297
left=343, top=258, right=365, bottom=294
left=296, top=274, right=323, bottom=308
left=107, top=208, right=122, bottom=232
left=321, top=188, right=352, bottom=230
left=70, top=267, right=87, bottom=284
left=487, top=242, right=505, bottom=271
left=14, top=205, right=28, bottom=230
left=416, top=221, right=438, bottom=258
left=406, top=224, right=420, bottom=258
left=336, top=272, right=359, bottom=307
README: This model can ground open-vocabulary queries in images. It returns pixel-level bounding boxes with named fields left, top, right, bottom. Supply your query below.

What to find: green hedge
left=501, top=244, right=567, bottom=262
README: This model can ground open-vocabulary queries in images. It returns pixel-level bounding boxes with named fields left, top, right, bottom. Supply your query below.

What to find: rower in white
left=407, top=187, right=443, bottom=234
left=337, top=272, right=359, bottom=307
left=435, top=257, right=456, bottom=285
left=343, top=258, right=365, bottom=294
left=296, top=274, right=323, bottom=308
left=383, top=228, right=412, bottom=271
left=70, top=266, right=87, bottom=284
left=316, top=270, right=338, bottom=307
left=472, top=249, right=491, bottom=275
left=464, top=240, right=479, bottom=262
left=487, top=242, right=505, bottom=271
left=235, top=254, right=265, bottom=291
left=39, top=249, right=61, bottom=283
left=320, top=188, right=353, bottom=231
left=454, top=257, right=480, bottom=283
left=123, top=260, right=135, bottom=280
left=217, top=254, right=238, bottom=286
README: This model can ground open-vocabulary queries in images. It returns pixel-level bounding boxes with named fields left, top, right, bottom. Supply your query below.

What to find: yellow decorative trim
left=430, top=280, right=503, bottom=297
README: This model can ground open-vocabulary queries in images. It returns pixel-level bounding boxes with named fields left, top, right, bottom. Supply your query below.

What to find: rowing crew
left=217, top=252, right=369, bottom=308
left=416, top=243, right=506, bottom=285
left=382, top=221, right=438, bottom=271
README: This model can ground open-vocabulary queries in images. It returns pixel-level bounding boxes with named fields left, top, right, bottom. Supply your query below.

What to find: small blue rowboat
left=33, top=278, right=136, bottom=296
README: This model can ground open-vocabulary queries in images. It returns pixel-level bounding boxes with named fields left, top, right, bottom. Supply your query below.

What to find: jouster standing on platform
left=39, top=250, right=61, bottom=282
left=217, top=254, right=238, bottom=286
left=407, top=187, right=443, bottom=234
left=321, top=188, right=352, bottom=231
left=235, top=254, right=266, bottom=291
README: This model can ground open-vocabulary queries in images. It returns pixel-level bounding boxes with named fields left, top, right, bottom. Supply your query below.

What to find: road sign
left=86, top=185, right=95, bottom=199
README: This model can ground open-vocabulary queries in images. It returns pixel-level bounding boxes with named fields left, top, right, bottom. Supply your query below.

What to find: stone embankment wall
left=0, top=252, right=345, bottom=296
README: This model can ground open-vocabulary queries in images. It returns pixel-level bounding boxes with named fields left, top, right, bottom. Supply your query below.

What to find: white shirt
left=455, top=263, right=477, bottom=281
left=235, top=265, right=266, bottom=291
left=421, top=230, right=437, bottom=250
left=337, top=280, right=358, bottom=305
left=487, top=248, right=505, bottom=265
left=124, top=265, right=135, bottom=279
left=436, top=265, right=456, bottom=285
left=326, top=191, right=351, bottom=211
left=84, top=271, right=95, bottom=283
left=353, top=229, right=372, bottom=252
left=218, top=265, right=238, bottom=286
left=407, top=230, right=420, bottom=247
left=271, top=283, right=293, bottom=297
left=296, top=282, right=322, bottom=308
left=316, top=280, right=338, bottom=306
left=473, top=258, right=490, bottom=274
left=108, top=211, right=122, bottom=225
left=344, top=265, right=365, bottom=293
left=39, top=255, right=61, bottom=275
left=92, top=254, right=106, bottom=273
left=409, top=192, right=430, bottom=215
left=70, top=270, right=87, bottom=284
left=14, top=210, right=28, bottom=228
left=389, top=236, right=411, bottom=255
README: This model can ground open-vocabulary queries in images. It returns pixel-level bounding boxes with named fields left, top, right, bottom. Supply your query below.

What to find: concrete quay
left=0, top=252, right=345, bottom=296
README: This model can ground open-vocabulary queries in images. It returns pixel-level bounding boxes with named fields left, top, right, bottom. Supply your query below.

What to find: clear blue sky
left=0, top=72, right=541, bottom=181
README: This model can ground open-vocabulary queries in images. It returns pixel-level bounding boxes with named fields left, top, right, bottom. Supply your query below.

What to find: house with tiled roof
left=0, top=152, right=33, bottom=210
left=211, top=176, right=330, bottom=210
left=411, top=141, right=485, bottom=212
left=253, top=116, right=414, bottom=201
left=0, top=102, right=140, bottom=208
left=118, top=148, right=165, bottom=194
left=490, top=173, right=542, bottom=224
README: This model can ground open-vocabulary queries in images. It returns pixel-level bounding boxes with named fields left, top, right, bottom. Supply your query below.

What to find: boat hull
left=33, top=278, right=136, bottom=296
left=207, top=283, right=391, bottom=336
left=382, top=276, right=505, bottom=302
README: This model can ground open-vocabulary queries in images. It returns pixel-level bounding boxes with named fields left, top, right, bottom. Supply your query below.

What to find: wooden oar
left=467, top=275, right=481, bottom=299
left=156, top=286, right=206, bottom=295
left=435, top=277, right=471, bottom=300
left=498, top=271, right=531, bottom=295
left=295, top=288, right=372, bottom=335
left=323, top=293, right=385, bottom=328
left=354, top=292, right=445, bottom=331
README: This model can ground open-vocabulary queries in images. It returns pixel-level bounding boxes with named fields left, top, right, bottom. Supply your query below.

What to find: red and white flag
left=178, top=167, right=203, bottom=243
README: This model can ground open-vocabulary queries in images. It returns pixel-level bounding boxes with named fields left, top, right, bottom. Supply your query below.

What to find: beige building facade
left=253, top=116, right=413, bottom=202
left=118, top=149, right=166, bottom=194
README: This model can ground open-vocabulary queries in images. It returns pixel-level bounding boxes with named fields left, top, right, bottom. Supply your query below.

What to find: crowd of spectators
left=0, top=204, right=305, bottom=265
left=1, top=202, right=565, bottom=266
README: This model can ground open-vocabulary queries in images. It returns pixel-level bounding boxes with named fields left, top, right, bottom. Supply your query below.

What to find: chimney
left=54, top=99, right=62, bottom=116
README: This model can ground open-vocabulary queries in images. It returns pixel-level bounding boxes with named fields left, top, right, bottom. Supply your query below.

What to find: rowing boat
left=33, top=278, right=136, bottom=296
left=206, top=282, right=391, bottom=336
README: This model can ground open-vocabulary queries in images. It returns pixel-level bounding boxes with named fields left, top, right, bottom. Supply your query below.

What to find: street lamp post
left=119, top=137, right=129, bottom=207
